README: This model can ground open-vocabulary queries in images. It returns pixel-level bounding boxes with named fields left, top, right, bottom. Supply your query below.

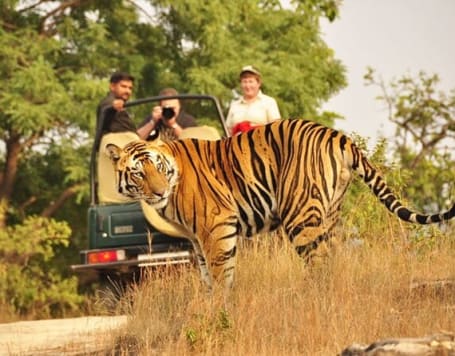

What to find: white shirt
left=226, top=91, right=281, bottom=135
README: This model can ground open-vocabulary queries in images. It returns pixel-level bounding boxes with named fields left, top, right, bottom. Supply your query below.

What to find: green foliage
left=185, top=327, right=198, bottom=346
left=0, top=210, right=83, bottom=317
left=12, top=144, right=90, bottom=219
left=184, top=308, right=233, bottom=349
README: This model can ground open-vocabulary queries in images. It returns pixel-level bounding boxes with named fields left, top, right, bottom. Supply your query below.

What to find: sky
left=319, top=0, right=455, bottom=145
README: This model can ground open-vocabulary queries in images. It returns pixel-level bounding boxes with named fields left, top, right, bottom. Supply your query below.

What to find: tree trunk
left=0, top=133, right=22, bottom=228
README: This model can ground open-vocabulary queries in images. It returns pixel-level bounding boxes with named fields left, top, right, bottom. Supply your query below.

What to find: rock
left=0, top=315, right=127, bottom=355
left=340, top=332, right=455, bottom=355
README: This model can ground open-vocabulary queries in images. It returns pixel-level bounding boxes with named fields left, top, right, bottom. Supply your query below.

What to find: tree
left=0, top=0, right=346, bottom=315
left=0, top=207, right=83, bottom=318
left=364, top=68, right=455, bottom=212
left=144, top=0, right=346, bottom=123
left=0, top=0, right=155, bottom=315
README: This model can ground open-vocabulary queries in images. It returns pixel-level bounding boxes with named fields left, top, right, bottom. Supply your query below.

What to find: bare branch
left=127, top=0, right=155, bottom=22
left=18, top=196, right=37, bottom=219
left=0, top=20, right=18, bottom=31
left=22, top=131, right=44, bottom=150
left=17, top=0, right=48, bottom=13
left=38, top=0, right=86, bottom=35
left=41, top=184, right=82, bottom=218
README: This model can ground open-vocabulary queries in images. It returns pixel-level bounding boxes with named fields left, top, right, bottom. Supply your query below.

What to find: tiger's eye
left=156, top=162, right=164, bottom=172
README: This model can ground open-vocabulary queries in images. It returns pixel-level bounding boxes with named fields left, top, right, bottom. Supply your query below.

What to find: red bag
left=232, top=121, right=257, bottom=135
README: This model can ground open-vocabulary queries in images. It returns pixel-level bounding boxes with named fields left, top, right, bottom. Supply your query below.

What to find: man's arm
left=137, top=116, right=159, bottom=140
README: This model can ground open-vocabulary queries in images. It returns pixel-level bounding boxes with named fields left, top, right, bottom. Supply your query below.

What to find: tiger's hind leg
left=284, top=218, right=339, bottom=263
left=284, top=167, right=351, bottom=262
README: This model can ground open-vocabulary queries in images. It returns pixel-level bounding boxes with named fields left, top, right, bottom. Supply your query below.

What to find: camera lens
left=162, top=107, right=175, bottom=120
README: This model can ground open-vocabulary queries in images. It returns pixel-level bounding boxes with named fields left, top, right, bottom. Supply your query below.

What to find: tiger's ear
left=146, top=134, right=165, bottom=147
left=105, top=143, right=121, bottom=163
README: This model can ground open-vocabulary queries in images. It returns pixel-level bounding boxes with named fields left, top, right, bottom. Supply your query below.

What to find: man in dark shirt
left=95, top=72, right=154, bottom=150
left=97, top=75, right=135, bottom=133
left=96, top=72, right=155, bottom=203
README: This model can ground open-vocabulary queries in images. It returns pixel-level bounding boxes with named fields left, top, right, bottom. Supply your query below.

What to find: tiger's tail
left=349, top=140, right=455, bottom=224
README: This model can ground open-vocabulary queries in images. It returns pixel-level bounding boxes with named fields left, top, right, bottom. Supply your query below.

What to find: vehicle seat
left=97, top=131, right=140, bottom=204
left=179, top=125, right=221, bottom=140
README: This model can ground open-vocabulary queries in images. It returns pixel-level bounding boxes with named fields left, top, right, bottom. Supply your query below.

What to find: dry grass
left=108, top=224, right=455, bottom=355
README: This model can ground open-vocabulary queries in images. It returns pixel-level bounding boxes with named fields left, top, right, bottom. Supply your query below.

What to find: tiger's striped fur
left=107, top=119, right=455, bottom=290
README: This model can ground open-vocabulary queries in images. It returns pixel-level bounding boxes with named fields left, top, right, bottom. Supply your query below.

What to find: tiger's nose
left=153, top=189, right=166, bottom=197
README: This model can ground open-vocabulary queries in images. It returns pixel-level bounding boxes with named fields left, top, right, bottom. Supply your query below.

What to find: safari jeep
left=71, top=94, right=228, bottom=284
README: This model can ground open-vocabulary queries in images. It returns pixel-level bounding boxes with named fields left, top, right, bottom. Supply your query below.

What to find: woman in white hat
left=226, top=65, right=281, bottom=135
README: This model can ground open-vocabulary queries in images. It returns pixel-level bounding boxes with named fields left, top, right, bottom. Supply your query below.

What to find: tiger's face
left=106, top=141, right=178, bottom=209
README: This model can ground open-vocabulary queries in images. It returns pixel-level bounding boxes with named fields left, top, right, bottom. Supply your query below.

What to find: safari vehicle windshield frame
left=90, top=94, right=229, bottom=205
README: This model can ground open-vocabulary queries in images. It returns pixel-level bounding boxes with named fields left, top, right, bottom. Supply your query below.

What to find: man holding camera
left=140, top=87, right=197, bottom=141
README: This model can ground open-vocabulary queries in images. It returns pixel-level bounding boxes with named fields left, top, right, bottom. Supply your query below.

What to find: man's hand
left=112, top=99, right=125, bottom=111
left=151, top=105, right=163, bottom=122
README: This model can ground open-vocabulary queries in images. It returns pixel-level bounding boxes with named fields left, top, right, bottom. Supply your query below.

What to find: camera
left=162, top=107, right=175, bottom=120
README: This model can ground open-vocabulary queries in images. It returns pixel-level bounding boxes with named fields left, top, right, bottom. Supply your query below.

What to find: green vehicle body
left=71, top=94, right=228, bottom=280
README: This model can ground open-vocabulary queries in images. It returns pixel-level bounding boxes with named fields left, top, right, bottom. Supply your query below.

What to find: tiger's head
left=106, top=140, right=178, bottom=209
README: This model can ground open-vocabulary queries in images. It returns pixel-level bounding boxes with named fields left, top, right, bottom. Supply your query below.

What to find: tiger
left=106, top=119, right=455, bottom=291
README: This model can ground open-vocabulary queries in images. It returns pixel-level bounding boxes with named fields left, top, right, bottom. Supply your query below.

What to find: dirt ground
left=0, top=315, right=127, bottom=355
